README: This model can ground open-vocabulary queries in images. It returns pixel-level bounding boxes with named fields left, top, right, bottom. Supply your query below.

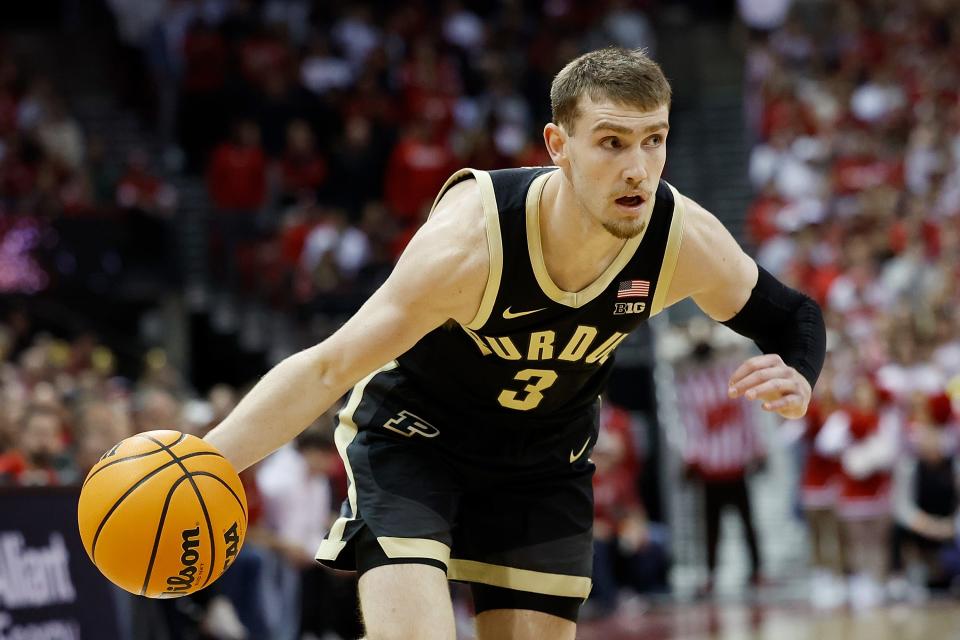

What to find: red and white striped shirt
left=678, top=358, right=766, bottom=481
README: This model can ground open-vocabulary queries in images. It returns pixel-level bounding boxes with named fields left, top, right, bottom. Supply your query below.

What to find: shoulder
left=388, top=174, right=490, bottom=326
left=675, top=193, right=729, bottom=252
left=412, top=175, right=487, bottom=272
left=664, top=191, right=757, bottom=319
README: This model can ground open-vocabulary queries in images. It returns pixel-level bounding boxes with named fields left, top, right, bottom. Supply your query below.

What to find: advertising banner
left=0, top=488, right=120, bottom=640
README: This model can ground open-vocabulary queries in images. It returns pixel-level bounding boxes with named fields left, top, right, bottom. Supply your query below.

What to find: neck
left=538, top=171, right=629, bottom=292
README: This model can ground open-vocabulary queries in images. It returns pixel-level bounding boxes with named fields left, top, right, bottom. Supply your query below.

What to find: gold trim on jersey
left=315, top=360, right=399, bottom=562
left=526, top=171, right=648, bottom=308
left=377, top=536, right=452, bottom=564
left=426, top=168, right=474, bottom=217
left=650, top=184, right=686, bottom=316
left=424, top=168, right=502, bottom=331
left=464, top=170, right=503, bottom=330
left=447, top=558, right=592, bottom=599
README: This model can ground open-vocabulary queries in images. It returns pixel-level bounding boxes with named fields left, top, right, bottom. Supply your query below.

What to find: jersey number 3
left=498, top=369, right=558, bottom=411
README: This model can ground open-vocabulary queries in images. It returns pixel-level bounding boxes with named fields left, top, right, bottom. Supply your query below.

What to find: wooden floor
left=575, top=600, right=960, bottom=640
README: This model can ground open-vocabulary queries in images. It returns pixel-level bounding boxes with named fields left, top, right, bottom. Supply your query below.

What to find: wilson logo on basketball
left=166, top=526, right=202, bottom=593
left=223, top=522, right=240, bottom=572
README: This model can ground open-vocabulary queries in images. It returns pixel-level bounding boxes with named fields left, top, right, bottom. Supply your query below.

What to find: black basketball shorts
left=314, top=362, right=598, bottom=622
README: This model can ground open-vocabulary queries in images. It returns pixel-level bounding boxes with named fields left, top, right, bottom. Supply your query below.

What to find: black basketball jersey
left=394, top=167, right=685, bottom=429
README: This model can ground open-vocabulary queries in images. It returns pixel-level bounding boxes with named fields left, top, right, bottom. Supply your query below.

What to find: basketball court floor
left=575, top=600, right=960, bottom=640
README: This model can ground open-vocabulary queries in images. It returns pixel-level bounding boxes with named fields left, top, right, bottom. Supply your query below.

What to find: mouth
left=614, top=194, right=646, bottom=210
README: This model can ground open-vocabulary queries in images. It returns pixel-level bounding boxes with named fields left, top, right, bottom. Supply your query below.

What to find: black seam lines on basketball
left=142, top=434, right=218, bottom=591
left=83, top=433, right=193, bottom=489
left=186, top=472, right=247, bottom=521
left=140, top=474, right=192, bottom=596
left=90, top=451, right=223, bottom=562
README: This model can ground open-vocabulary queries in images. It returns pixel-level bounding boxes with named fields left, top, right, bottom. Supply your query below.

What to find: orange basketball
left=77, top=429, right=247, bottom=598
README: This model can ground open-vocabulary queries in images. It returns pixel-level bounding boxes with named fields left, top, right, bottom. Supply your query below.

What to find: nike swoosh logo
left=502, top=306, right=546, bottom=320
left=569, top=437, right=591, bottom=463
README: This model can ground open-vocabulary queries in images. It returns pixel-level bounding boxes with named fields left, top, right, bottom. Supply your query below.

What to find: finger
left=729, top=365, right=791, bottom=397
left=728, top=354, right=784, bottom=389
left=762, top=393, right=803, bottom=412
left=742, top=377, right=796, bottom=401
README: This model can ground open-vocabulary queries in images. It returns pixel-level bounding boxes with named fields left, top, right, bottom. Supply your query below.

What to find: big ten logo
left=166, top=526, right=202, bottom=593
left=383, top=410, right=440, bottom=438
left=222, top=522, right=240, bottom=572
left=613, top=301, right=646, bottom=315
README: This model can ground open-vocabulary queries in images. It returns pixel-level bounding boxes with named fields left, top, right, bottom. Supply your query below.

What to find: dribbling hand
left=727, top=354, right=811, bottom=419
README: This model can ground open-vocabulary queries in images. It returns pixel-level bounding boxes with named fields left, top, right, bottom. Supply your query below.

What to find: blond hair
left=550, top=47, right=671, bottom=134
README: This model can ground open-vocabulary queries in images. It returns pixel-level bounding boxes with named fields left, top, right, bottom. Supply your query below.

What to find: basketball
left=77, top=430, right=247, bottom=598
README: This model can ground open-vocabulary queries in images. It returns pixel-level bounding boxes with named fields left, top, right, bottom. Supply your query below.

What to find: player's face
left=553, top=97, right=669, bottom=239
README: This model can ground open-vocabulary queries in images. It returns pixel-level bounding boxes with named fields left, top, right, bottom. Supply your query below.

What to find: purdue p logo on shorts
left=383, top=410, right=440, bottom=438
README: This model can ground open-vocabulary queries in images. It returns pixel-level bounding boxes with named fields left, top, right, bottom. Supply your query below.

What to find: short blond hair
left=550, top=47, right=672, bottom=134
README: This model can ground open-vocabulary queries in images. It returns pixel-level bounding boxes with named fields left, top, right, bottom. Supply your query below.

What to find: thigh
left=359, top=564, right=455, bottom=640
left=475, top=609, right=575, bottom=640
left=316, top=371, right=463, bottom=572
left=450, top=466, right=594, bottom=602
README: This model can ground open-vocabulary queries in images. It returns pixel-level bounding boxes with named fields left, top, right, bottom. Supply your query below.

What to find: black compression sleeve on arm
left=720, top=265, right=826, bottom=389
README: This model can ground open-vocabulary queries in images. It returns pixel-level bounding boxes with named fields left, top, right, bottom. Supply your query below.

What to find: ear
left=543, top=123, right=569, bottom=168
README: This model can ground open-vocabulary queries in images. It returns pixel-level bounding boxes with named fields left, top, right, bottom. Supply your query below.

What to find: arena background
left=1, top=0, right=959, bottom=638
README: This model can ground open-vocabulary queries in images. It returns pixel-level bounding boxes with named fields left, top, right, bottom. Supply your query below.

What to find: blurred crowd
left=743, top=0, right=960, bottom=610
left=0, top=304, right=366, bottom=639
left=0, top=51, right=179, bottom=293
left=109, top=0, right=657, bottom=310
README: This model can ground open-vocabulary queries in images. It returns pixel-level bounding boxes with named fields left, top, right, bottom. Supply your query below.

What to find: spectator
left=889, top=393, right=960, bottom=599
left=817, top=376, right=899, bottom=611
left=133, top=387, right=181, bottom=433
left=679, top=339, right=767, bottom=596
left=277, top=119, right=327, bottom=204
left=207, top=119, right=267, bottom=290
left=0, top=403, right=76, bottom=486
left=74, top=400, right=134, bottom=475
left=798, top=364, right=846, bottom=609
left=383, top=119, right=456, bottom=227
left=588, top=417, right=669, bottom=619
left=257, top=423, right=360, bottom=639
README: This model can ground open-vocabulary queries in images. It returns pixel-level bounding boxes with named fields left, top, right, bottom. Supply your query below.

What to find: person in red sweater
left=206, top=119, right=267, bottom=291
left=383, top=119, right=456, bottom=228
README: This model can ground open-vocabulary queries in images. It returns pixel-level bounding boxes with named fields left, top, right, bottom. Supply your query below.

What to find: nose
left=622, top=152, right=648, bottom=186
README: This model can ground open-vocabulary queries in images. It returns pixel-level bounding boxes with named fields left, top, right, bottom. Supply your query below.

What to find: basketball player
left=205, top=48, right=826, bottom=639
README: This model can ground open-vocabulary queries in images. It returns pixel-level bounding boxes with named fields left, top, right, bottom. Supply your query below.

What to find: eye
left=600, top=137, right=623, bottom=150
left=645, top=134, right=665, bottom=146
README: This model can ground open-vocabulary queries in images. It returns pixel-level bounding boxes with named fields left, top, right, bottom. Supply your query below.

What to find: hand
left=728, top=354, right=812, bottom=419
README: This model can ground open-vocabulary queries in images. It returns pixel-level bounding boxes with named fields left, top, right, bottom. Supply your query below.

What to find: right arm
left=204, top=180, right=489, bottom=471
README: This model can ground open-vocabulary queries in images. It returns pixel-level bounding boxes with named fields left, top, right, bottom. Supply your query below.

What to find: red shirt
left=384, top=137, right=455, bottom=222
left=207, top=143, right=267, bottom=211
left=833, top=155, right=903, bottom=194
left=280, top=152, right=328, bottom=195
left=593, top=466, right=642, bottom=531
left=802, top=402, right=841, bottom=490
left=679, top=359, right=765, bottom=481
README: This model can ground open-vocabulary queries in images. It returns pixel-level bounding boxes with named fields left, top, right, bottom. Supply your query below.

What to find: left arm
left=663, top=195, right=826, bottom=419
